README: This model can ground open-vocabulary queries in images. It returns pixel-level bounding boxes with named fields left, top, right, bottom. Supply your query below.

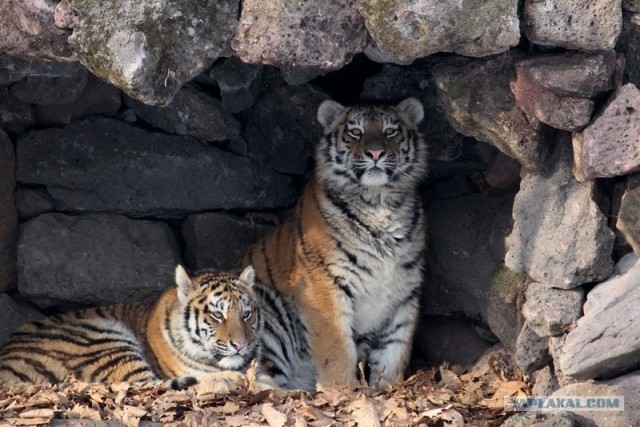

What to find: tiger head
left=173, top=265, right=261, bottom=370
left=316, top=97, right=427, bottom=190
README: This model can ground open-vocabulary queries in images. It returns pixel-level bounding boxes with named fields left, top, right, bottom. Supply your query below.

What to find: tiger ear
left=239, top=265, right=255, bottom=288
left=396, top=97, right=424, bottom=126
left=175, top=264, right=194, bottom=300
left=317, top=100, right=346, bottom=131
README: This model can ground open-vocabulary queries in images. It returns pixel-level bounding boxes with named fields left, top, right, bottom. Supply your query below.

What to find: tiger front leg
left=297, top=282, right=359, bottom=391
left=362, top=296, right=420, bottom=390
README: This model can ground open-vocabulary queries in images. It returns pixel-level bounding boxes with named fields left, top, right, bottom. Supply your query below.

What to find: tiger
left=245, top=97, right=428, bottom=391
left=0, top=265, right=261, bottom=389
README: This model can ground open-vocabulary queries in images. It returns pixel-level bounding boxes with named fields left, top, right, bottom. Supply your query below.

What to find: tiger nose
left=232, top=341, right=247, bottom=351
left=366, top=148, right=385, bottom=161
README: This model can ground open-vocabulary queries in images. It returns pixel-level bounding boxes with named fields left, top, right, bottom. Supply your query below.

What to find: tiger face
left=174, top=265, right=261, bottom=370
left=316, top=97, right=427, bottom=189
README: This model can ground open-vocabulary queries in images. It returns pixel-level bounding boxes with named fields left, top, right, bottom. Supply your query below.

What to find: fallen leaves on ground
left=0, top=348, right=530, bottom=426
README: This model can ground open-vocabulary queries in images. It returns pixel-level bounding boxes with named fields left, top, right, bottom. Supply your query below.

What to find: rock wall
left=2, top=2, right=640, bottom=424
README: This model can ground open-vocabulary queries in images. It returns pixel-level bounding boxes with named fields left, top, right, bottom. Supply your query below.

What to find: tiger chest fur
left=247, top=97, right=427, bottom=391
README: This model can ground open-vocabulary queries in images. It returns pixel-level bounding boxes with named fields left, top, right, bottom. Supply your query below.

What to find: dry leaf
left=69, top=404, right=102, bottom=421
left=261, top=403, right=287, bottom=427
left=439, top=409, right=465, bottom=427
left=350, top=398, right=381, bottom=427
left=18, top=408, right=56, bottom=418
left=491, top=380, right=528, bottom=399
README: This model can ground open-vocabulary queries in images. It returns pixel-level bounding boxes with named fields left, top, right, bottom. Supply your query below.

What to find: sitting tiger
left=246, top=97, right=427, bottom=391
left=0, top=265, right=261, bottom=389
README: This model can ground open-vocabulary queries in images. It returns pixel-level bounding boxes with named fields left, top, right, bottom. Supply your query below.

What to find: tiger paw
left=168, top=376, right=198, bottom=390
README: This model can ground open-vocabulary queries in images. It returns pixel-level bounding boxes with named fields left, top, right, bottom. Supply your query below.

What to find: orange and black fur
left=0, top=265, right=261, bottom=388
left=246, top=98, right=428, bottom=390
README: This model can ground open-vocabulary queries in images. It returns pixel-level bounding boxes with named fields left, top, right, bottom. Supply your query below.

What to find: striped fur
left=0, top=265, right=261, bottom=388
left=246, top=98, right=427, bottom=391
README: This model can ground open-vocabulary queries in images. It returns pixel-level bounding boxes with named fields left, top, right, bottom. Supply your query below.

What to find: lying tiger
left=0, top=265, right=261, bottom=389
left=246, top=97, right=428, bottom=391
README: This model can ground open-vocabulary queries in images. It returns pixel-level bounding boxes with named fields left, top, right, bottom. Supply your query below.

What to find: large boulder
left=522, top=282, right=584, bottom=338
left=64, top=0, right=239, bottom=105
left=232, top=0, right=367, bottom=70
left=573, top=84, right=640, bottom=181
left=209, top=57, right=263, bottom=114
left=0, top=130, right=17, bottom=291
left=523, top=0, right=622, bottom=51
left=0, top=0, right=75, bottom=61
left=15, top=118, right=298, bottom=217
left=356, top=0, right=520, bottom=63
left=511, top=51, right=624, bottom=131
left=556, top=258, right=640, bottom=380
left=505, top=141, right=615, bottom=289
left=433, top=52, right=551, bottom=171
left=17, top=213, right=181, bottom=309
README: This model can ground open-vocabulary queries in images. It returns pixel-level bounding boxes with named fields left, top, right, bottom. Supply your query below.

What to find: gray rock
left=356, top=0, right=520, bottom=63
left=0, top=0, right=75, bottom=61
left=433, top=52, right=551, bottom=171
left=556, top=259, right=640, bottom=380
left=232, top=0, right=367, bottom=70
left=516, top=323, right=551, bottom=374
left=182, top=212, right=274, bottom=272
left=16, top=118, right=298, bottom=217
left=243, top=83, right=328, bottom=174
left=360, top=63, right=465, bottom=161
left=501, top=412, right=577, bottom=427
left=505, top=141, right=614, bottom=289
left=125, top=84, right=240, bottom=142
left=15, top=188, right=55, bottom=220
left=524, top=0, right=622, bottom=51
left=9, top=61, right=88, bottom=105
left=422, top=179, right=524, bottom=349
left=573, top=84, right=640, bottom=181
left=522, top=283, right=584, bottom=338
left=67, top=0, right=239, bottom=106
left=617, top=174, right=640, bottom=256
left=531, top=365, right=560, bottom=396
left=416, top=316, right=494, bottom=366
left=0, top=55, right=85, bottom=86
left=35, top=73, right=121, bottom=125
left=0, top=293, right=43, bottom=349
left=209, top=56, right=262, bottom=114
left=511, top=51, right=624, bottom=131
left=614, top=252, right=638, bottom=275
left=550, top=372, right=640, bottom=426
left=0, top=88, right=35, bottom=134
left=0, top=130, right=17, bottom=292
left=17, top=213, right=180, bottom=309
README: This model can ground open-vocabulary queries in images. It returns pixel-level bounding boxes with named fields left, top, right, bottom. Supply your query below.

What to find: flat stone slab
left=15, top=118, right=297, bottom=217
left=524, top=0, right=622, bottom=51
left=17, top=213, right=180, bottom=309
left=556, top=257, right=640, bottom=380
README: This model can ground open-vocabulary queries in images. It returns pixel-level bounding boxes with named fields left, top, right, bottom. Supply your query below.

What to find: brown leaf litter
left=0, top=348, right=530, bottom=426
